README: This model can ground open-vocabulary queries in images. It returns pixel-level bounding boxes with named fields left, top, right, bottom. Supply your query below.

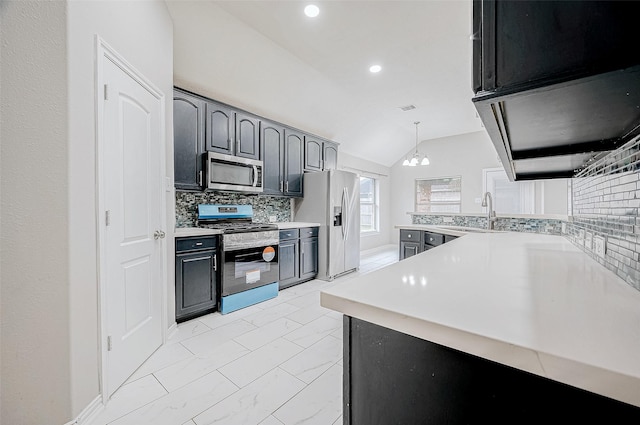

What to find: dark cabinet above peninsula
left=472, top=0, right=640, bottom=181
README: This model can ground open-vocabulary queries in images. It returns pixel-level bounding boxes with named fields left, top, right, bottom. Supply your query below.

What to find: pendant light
left=402, top=121, right=430, bottom=166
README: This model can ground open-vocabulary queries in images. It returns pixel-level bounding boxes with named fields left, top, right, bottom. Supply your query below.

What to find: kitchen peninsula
left=321, top=232, right=640, bottom=422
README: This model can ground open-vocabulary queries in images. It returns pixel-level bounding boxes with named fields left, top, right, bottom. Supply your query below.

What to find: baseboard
left=167, top=321, right=178, bottom=341
left=63, top=395, right=103, bottom=425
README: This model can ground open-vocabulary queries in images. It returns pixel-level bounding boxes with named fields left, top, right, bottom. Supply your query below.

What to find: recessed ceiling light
left=369, top=65, right=382, bottom=73
left=304, top=5, right=320, bottom=18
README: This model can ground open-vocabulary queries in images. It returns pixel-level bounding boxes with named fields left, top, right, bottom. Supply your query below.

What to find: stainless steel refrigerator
left=294, top=169, right=360, bottom=281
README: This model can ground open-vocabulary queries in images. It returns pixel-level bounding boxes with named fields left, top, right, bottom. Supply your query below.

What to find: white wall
left=1, top=1, right=173, bottom=423
left=67, top=0, right=174, bottom=417
left=389, top=131, right=568, bottom=242
left=1, top=2, right=72, bottom=423
left=338, top=152, right=392, bottom=251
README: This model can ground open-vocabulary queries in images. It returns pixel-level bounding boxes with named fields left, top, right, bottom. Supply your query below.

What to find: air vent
left=399, top=105, right=416, bottom=111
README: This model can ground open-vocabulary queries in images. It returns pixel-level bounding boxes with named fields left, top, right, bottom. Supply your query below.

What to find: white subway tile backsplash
left=569, top=135, right=640, bottom=291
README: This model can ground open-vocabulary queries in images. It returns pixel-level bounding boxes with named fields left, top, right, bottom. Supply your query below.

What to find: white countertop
left=174, top=227, right=223, bottom=237
left=276, top=222, right=321, bottom=229
left=174, top=222, right=320, bottom=237
left=407, top=212, right=569, bottom=221
left=321, top=232, right=640, bottom=407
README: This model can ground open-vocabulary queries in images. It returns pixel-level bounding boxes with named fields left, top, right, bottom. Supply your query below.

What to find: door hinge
left=105, top=210, right=111, bottom=226
left=107, top=336, right=112, bottom=351
left=103, top=84, right=109, bottom=100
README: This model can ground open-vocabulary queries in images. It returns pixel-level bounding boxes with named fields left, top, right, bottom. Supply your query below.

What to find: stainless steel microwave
left=206, top=151, right=263, bottom=193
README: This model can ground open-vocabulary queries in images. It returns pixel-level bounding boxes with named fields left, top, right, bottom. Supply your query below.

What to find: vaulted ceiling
left=166, top=0, right=484, bottom=167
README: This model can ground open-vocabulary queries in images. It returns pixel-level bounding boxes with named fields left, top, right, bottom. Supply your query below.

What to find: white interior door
left=101, top=49, right=164, bottom=396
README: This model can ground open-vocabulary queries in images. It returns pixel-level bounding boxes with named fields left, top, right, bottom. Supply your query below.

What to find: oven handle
left=252, top=165, right=258, bottom=187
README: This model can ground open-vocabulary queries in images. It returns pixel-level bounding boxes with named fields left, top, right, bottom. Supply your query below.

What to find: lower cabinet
left=279, top=227, right=318, bottom=289
left=175, top=236, right=218, bottom=322
left=399, top=229, right=458, bottom=260
left=344, top=316, right=640, bottom=423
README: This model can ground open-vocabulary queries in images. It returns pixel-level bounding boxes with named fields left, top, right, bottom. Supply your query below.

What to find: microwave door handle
left=252, top=165, right=258, bottom=187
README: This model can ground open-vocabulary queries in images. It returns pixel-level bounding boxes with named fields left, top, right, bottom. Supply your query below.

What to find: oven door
left=222, top=244, right=279, bottom=296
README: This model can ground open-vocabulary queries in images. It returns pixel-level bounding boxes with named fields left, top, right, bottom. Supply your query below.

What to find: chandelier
left=402, top=121, right=430, bottom=166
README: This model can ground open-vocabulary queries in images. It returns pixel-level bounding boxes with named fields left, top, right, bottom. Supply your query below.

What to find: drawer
left=300, top=227, right=319, bottom=238
left=176, top=236, right=218, bottom=253
left=444, top=234, right=458, bottom=243
left=424, top=232, right=445, bottom=246
left=279, top=228, right=300, bottom=240
left=400, top=229, right=421, bottom=242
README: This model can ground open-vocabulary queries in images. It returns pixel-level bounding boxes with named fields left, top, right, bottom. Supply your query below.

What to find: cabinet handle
left=213, top=254, right=217, bottom=272
left=285, top=181, right=289, bottom=192
left=198, top=171, right=203, bottom=186
left=280, top=181, right=284, bottom=192
left=407, top=234, right=412, bottom=238
left=195, top=242, right=203, bottom=246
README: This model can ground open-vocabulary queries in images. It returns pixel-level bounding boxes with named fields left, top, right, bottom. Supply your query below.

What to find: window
left=360, top=176, right=378, bottom=232
left=483, top=168, right=534, bottom=214
left=415, top=177, right=461, bottom=213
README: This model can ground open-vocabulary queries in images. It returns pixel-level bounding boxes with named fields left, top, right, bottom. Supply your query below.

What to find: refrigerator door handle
left=343, top=187, right=349, bottom=241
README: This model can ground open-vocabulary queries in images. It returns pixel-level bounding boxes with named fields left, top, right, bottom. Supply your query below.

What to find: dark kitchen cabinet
left=173, top=89, right=205, bottom=191
left=260, top=122, right=304, bottom=197
left=344, top=316, right=640, bottom=423
left=304, top=137, right=323, bottom=172
left=205, top=101, right=235, bottom=155
left=284, top=129, right=304, bottom=197
left=261, top=121, right=286, bottom=196
left=399, top=229, right=422, bottom=260
left=323, top=141, right=338, bottom=171
left=472, top=0, right=640, bottom=180
left=300, top=227, right=319, bottom=281
left=279, top=227, right=318, bottom=289
left=399, top=229, right=458, bottom=260
left=304, top=137, right=339, bottom=172
left=278, top=228, right=300, bottom=289
left=175, top=236, right=218, bottom=322
left=235, top=112, right=260, bottom=160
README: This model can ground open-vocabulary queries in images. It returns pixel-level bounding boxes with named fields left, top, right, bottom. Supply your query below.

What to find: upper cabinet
left=206, top=101, right=260, bottom=160
left=284, top=128, right=304, bottom=197
left=174, top=87, right=338, bottom=196
left=304, top=137, right=339, bottom=172
left=472, top=0, right=640, bottom=181
left=235, top=112, right=260, bottom=160
left=260, top=122, right=304, bottom=197
left=174, top=89, right=205, bottom=191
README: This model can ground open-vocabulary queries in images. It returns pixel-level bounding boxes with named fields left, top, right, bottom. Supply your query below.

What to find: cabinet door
left=304, top=136, right=323, bottom=172
left=175, top=250, right=217, bottom=321
left=323, top=141, right=338, bottom=171
left=300, top=237, right=318, bottom=279
left=173, top=90, right=205, bottom=191
left=400, top=241, right=420, bottom=260
left=235, top=112, right=260, bottom=160
left=261, top=121, right=285, bottom=195
left=284, top=128, right=304, bottom=197
left=205, top=101, right=235, bottom=155
left=278, top=239, right=299, bottom=289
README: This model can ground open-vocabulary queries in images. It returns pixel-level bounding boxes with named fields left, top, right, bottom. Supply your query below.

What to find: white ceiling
left=166, top=0, right=484, bottom=167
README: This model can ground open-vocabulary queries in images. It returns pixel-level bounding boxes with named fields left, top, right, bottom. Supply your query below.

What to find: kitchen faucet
left=481, top=192, right=497, bottom=230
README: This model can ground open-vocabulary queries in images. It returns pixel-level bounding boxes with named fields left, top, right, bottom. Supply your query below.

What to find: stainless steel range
left=197, top=204, right=279, bottom=314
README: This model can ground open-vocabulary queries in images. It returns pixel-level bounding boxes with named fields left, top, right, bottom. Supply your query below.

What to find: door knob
left=154, top=230, right=166, bottom=240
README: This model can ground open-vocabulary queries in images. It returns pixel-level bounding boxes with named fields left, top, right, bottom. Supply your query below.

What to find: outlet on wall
left=561, top=222, right=566, bottom=234
left=578, top=229, right=585, bottom=245
left=442, top=217, right=454, bottom=223
left=269, top=215, right=277, bottom=223
left=594, top=236, right=606, bottom=258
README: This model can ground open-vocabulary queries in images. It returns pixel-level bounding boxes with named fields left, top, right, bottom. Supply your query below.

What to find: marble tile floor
left=89, top=244, right=398, bottom=425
